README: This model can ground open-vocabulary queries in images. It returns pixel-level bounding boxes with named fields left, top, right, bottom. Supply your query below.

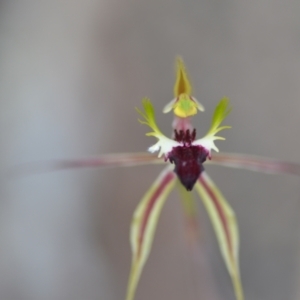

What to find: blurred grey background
left=1, top=1, right=300, bottom=299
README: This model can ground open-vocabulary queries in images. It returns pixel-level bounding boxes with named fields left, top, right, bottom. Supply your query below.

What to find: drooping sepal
left=194, top=172, right=244, bottom=300
left=126, top=166, right=176, bottom=300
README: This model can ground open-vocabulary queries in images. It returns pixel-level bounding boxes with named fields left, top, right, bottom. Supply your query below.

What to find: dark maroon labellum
left=169, top=145, right=208, bottom=191
left=169, top=129, right=209, bottom=191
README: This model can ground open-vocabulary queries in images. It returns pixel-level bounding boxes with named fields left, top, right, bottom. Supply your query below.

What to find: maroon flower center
left=174, top=128, right=196, bottom=145
left=168, top=129, right=208, bottom=191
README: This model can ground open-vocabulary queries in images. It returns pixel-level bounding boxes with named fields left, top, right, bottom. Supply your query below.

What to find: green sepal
left=194, top=172, right=244, bottom=300
left=126, top=166, right=176, bottom=300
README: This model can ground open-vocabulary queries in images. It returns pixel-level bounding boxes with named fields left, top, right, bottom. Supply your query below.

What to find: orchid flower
left=128, top=58, right=242, bottom=300
left=16, top=58, right=300, bottom=300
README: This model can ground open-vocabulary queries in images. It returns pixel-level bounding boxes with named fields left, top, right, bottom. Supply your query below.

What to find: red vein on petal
left=137, top=172, right=175, bottom=258
left=199, top=175, right=233, bottom=259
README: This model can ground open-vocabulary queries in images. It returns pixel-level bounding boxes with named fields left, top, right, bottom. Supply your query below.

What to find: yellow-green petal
left=136, top=98, right=163, bottom=138
left=194, top=172, right=244, bottom=300
left=206, top=96, right=232, bottom=138
left=136, top=98, right=180, bottom=157
left=195, top=97, right=231, bottom=153
left=126, top=166, right=176, bottom=300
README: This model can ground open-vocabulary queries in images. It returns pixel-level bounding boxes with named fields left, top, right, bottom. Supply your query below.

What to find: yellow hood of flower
left=173, top=94, right=198, bottom=118
left=163, top=57, right=204, bottom=118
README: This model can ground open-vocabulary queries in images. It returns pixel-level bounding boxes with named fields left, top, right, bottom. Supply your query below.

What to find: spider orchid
left=14, top=58, right=300, bottom=300
left=127, top=58, right=242, bottom=300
